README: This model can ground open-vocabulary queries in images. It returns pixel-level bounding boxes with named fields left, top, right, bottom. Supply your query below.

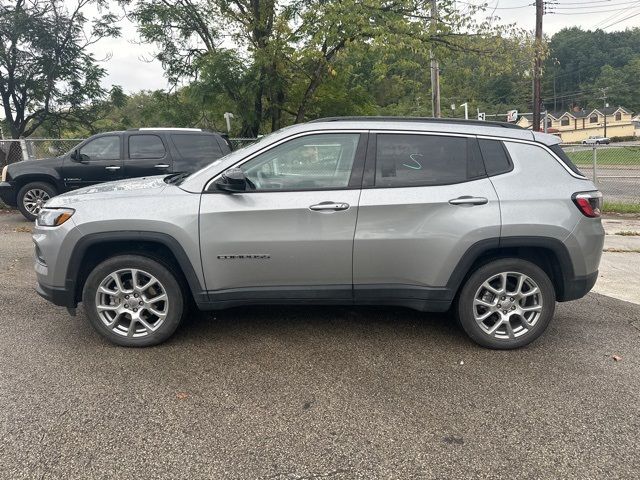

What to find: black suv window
left=172, top=134, right=223, bottom=160
left=79, top=136, right=120, bottom=161
left=478, top=139, right=513, bottom=176
left=129, top=135, right=166, bottom=159
left=375, top=134, right=484, bottom=187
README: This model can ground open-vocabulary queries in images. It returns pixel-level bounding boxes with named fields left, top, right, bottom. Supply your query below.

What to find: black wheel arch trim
left=446, top=235, right=580, bottom=302
left=65, top=231, right=206, bottom=306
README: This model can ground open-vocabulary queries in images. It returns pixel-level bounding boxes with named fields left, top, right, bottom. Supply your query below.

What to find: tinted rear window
left=375, top=134, right=485, bottom=187
left=478, top=139, right=513, bottom=176
left=549, top=144, right=584, bottom=176
left=172, top=134, right=223, bottom=160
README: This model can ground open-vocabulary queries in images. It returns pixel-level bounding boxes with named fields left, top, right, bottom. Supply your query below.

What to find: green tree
left=123, top=0, right=498, bottom=135
left=0, top=0, right=120, bottom=139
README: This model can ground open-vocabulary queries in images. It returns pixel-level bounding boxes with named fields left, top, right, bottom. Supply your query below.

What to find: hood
left=47, top=175, right=169, bottom=207
left=7, top=156, right=60, bottom=173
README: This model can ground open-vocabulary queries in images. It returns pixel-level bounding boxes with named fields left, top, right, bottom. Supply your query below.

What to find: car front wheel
left=456, top=258, right=555, bottom=349
left=17, top=181, right=57, bottom=221
left=83, top=255, right=185, bottom=347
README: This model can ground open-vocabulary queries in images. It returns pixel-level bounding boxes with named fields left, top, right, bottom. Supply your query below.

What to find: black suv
left=0, top=128, right=232, bottom=220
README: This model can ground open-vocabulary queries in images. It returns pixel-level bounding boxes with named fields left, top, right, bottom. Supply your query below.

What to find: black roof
left=309, top=116, right=523, bottom=130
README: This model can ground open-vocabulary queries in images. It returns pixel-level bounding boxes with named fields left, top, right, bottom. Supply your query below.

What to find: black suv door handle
left=309, top=202, right=350, bottom=211
left=449, top=196, right=488, bottom=206
left=154, top=164, right=170, bottom=169
left=105, top=166, right=121, bottom=171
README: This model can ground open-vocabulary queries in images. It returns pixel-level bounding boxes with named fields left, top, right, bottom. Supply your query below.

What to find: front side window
left=590, top=114, right=598, bottom=124
left=561, top=117, right=570, bottom=126
left=615, top=112, right=622, bottom=121
left=241, top=133, right=360, bottom=191
left=129, top=135, right=166, bottom=159
left=375, top=134, right=484, bottom=187
left=80, top=136, right=120, bottom=160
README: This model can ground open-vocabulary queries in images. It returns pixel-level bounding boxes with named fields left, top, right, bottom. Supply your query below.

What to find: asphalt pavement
left=1, top=210, right=639, bottom=479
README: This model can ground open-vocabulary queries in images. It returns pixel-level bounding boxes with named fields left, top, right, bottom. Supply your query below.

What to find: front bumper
left=0, top=181, right=17, bottom=206
left=36, top=281, right=77, bottom=308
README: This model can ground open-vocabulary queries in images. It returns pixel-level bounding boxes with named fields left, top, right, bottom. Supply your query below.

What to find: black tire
left=17, top=181, right=57, bottom=221
left=456, top=258, right=556, bottom=349
left=83, top=255, right=185, bottom=347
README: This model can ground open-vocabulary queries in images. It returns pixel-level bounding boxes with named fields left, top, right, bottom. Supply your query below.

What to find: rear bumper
left=559, top=270, right=598, bottom=302
left=0, top=181, right=17, bottom=206
left=36, top=282, right=77, bottom=308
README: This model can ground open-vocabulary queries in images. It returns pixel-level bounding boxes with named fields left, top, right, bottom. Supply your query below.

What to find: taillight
left=572, top=191, right=602, bottom=218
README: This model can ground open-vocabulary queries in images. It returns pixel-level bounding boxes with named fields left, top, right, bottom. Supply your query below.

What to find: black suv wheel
left=17, top=181, right=57, bottom=221
left=83, top=255, right=185, bottom=347
left=457, top=258, right=556, bottom=349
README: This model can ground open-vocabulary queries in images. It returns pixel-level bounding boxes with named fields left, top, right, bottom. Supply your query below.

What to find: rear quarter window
left=172, top=134, right=223, bottom=159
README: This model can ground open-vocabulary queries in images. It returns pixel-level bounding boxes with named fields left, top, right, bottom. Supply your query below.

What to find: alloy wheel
left=23, top=188, right=51, bottom=216
left=472, top=271, right=543, bottom=340
left=95, top=268, right=169, bottom=338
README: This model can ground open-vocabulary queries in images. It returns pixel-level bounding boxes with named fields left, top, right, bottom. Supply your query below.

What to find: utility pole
left=600, top=88, right=608, bottom=138
left=430, top=0, right=441, bottom=118
left=532, top=0, right=544, bottom=132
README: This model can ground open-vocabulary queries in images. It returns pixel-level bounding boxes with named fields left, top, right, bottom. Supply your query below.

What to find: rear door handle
left=105, top=166, right=121, bottom=171
left=154, top=164, right=170, bottom=169
left=309, top=201, right=350, bottom=211
left=448, top=196, right=488, bottom=206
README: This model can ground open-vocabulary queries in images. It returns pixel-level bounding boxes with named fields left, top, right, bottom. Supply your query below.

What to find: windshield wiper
left=164, top=172, right=190, bottom=185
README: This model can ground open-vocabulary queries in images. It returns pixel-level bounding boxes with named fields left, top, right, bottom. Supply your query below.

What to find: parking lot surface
left=1, top=210, right=639, bottom=479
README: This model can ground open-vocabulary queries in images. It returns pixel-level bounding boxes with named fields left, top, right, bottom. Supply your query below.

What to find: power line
left=549, top=6, right=636, bottom=13
left=601, top=7, right=640, bottom=28
left=550, top=1, right=640, bottom=8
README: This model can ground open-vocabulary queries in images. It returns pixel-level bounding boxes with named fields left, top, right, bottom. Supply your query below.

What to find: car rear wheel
left=83, top=255, right=185, bottom=347
left=456, top=258, right=555, bottom=349
left=17, top=181, right=57, bottom=221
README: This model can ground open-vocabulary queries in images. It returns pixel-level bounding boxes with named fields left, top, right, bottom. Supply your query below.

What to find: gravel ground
left=1, top=211, right=639, bottom=479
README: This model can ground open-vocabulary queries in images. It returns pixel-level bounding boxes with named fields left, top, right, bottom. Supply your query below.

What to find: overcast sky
left=79, top=1, right=640, bottom=93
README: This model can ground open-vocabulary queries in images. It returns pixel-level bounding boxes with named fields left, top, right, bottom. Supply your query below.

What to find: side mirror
left=214, top=168, right=248, bottom=193
left=70, top=150, right=89, bottom=163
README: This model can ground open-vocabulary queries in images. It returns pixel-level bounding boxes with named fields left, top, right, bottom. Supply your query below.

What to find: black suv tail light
left=572, top=191, right=602, bottom=218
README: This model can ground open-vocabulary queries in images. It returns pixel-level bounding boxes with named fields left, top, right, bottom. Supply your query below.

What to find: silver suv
left=32, top=118, right=604, bottom=349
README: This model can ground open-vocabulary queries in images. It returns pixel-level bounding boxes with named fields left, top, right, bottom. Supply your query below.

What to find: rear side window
left=478, top=139, right=513, bottom=176
left=172, top=134, right=223, bottom=160
left=548, top=144, right=584, bottom=176
left=129, top=134, right=165, bottom=159
left=375, top=134, right=485, bottom=187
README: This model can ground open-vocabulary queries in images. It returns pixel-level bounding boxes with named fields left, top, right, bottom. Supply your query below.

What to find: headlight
left=36, top=208, right=75, bottom=227
left=1, top=165, right=7, bottom=182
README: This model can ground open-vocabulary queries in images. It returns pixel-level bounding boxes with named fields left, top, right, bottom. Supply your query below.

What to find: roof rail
left=127, top=127, right=204, bottom=132
left=308, top=116, right=523, bottom=129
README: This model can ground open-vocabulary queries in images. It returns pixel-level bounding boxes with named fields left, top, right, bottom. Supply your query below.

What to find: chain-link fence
left=562, top=143, right=640, bottom=205
left=1, top=138, right=83, bottom=168
left=228, top=137, right=258, bottom=150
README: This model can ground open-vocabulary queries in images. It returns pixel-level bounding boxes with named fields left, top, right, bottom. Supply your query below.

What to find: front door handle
left=154, top=164, right=170, bottom=169
left=309, top=201, right=350, bottom=211
left=449, top=196, right=488, bottom=206
left=105, top=166, right=121, bottom=171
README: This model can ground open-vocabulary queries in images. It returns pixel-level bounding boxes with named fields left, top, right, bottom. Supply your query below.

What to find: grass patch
left=616, top=231, right=640, bottom=236
left=564, top=146, right=640, bottom=166
left=603, top=201, right=640, bottom=214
